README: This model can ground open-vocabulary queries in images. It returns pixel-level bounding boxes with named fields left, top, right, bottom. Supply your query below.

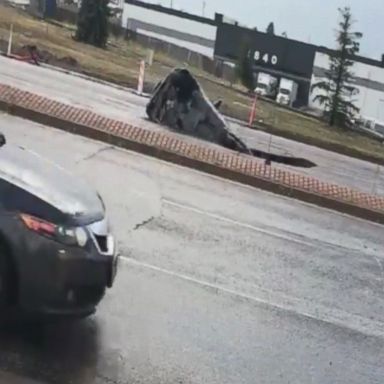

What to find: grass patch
left=1, top=4, right=384, bottom=163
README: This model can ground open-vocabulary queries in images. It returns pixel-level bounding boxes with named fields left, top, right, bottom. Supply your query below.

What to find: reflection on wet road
left=0, top=321, right=100, bottom=384
left=1, top=261, right=384, bottom=384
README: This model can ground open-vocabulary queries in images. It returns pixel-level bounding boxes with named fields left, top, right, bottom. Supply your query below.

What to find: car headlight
left=75, top=227, right=88, bottom=247
left=56, top=226, right=89, bottom=247
left=21, top=214, right=89, bottom=248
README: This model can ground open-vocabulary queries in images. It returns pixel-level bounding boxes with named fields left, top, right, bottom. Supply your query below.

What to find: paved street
left=0, top=114, right=383, bottom=384
left=0, top=56, right=384, bottom=195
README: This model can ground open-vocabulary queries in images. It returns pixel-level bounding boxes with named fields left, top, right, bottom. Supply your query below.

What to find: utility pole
left=202, top=1, right=206, bottom=16
left=170, top=0, right=173, bottom=8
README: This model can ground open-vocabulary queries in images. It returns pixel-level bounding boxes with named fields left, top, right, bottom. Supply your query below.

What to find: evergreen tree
left=76, top=0, right=110, bottom=48
left=236, top=43, right=254, bottom=91
left=266, top=22, right=275, bottom=35
left=311, top=7, right=362, bottom=127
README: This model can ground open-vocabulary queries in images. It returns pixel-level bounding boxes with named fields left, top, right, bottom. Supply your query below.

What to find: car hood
left=0, top=144, right=104, bottom=221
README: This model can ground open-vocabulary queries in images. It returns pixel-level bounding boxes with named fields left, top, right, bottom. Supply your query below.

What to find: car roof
left=0, top=144, right=103, bottom=219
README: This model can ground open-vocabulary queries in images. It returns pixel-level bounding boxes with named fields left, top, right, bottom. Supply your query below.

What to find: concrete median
left=1, top=82, right=384, bottom=224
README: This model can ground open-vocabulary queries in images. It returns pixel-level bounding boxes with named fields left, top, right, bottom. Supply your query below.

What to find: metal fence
left=49, top=6, right=235, bottom=81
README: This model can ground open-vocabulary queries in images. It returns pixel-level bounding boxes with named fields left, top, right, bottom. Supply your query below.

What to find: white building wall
left=7, top=0, right=30, bottom=5
left=314, top=52, right=384, bottom=83
left=309, top=52, right=384, bottom=122
left=136, top=30, right=214, bottom=58
left=122, top=3, right=217, bottom=58
left=354, top=85, right=384, bottom=121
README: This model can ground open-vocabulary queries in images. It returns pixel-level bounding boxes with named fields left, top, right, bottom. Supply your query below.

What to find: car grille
left=95, top=234, right=108, bottom=253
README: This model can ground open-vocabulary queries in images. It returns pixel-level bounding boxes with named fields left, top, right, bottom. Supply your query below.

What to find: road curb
left=1, top=84, right=384, bottom=224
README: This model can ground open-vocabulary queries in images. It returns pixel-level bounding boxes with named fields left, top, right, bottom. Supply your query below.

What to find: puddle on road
left=0, top=319, right=101, bottom=384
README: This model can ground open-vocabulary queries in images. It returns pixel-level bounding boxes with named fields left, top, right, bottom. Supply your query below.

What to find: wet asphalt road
left=0, top=55, right=384, bottom=195
left=0, top=114, right=384, bottom=384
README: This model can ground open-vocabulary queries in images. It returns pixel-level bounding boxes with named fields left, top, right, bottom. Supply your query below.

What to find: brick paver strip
left=1, top=83, right=384, bottom=222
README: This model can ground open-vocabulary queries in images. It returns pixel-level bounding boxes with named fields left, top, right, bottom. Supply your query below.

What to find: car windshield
left=0, top=1, right=383, bottom=384
left=256, top=83, right=267, bottom=90
left=280, top=88, right=290, bottom=95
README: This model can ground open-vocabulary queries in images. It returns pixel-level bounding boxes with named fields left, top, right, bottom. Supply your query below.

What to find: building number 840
left=253, top=51, right=278, bottom=65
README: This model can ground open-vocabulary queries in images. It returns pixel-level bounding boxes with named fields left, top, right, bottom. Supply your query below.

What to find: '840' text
left=251, top=51, right=278, bottom=66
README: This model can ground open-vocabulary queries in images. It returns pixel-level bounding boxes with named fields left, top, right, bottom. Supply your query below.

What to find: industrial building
left=214, top=23, right=317, bottom=107
left=122, top=0, right=219, bottom=58
left=120, top=0, right=384, bottom=123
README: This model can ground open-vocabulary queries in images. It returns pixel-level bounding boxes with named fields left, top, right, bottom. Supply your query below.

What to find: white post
left=7, top=24, right=13, bottom=56
left=145, top=49, right=154, bottom=66
left=137, top=60, right=145, bottom=95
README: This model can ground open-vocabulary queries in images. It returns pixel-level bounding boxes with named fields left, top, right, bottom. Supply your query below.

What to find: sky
left=143, top=0, right=384, bottom=60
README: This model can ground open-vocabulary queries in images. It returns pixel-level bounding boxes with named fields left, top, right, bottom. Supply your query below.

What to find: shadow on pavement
left=0, top=318, right=101, bottom=384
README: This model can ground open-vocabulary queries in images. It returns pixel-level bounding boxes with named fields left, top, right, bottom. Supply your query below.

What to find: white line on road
left=163, top=199, right=314, bottom=247
left=120, top=256, right=384, bottom=339
left=162, top=199, right=384, bottom=259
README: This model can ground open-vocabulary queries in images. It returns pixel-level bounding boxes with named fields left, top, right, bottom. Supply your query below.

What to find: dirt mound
left=13, top=45, right=78, bottom=69
left=56, top=55, right=78, bottom=67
